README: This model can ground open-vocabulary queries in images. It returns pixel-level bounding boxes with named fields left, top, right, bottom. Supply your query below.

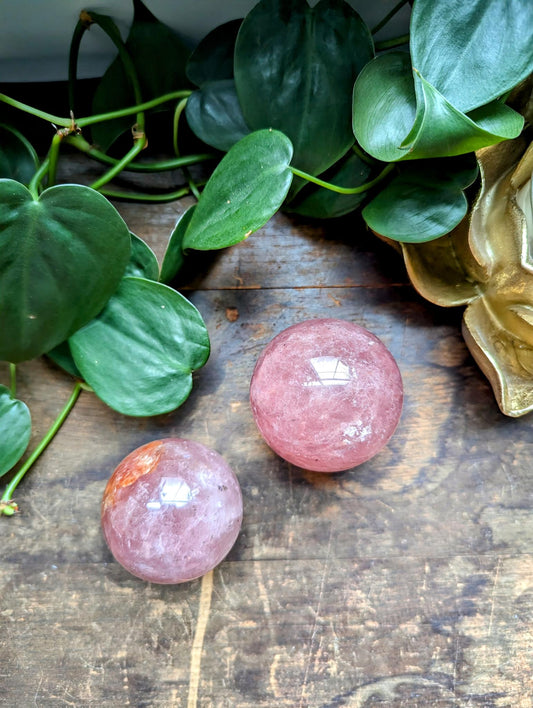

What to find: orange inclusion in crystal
left=103, top=440, right=163, bottom=509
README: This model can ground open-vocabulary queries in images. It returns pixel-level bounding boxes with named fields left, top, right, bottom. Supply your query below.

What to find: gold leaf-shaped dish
left=402, top=135, right=533, bottom=416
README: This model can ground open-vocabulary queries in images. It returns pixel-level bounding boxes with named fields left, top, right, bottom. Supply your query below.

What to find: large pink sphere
left=249, top=318, right=403, bottom=472
left=101, top=438, right=243, bottom=584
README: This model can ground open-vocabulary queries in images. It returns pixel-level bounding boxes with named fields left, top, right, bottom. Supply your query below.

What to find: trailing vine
left=0, top=0, right=532, bottom=512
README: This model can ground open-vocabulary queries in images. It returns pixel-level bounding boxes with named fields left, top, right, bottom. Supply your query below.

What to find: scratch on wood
left=118, top=654, right=131, bottom=707
left=422, top=561, right=430, bottom=592
left=33, top=674, right=44, bottom=706
left=487, top=556, right=502, bottom=636
left=299, top=527, right=333, bottom=707
left=451, top=636, right=460, bottom=693
left=254, top=563, right=275, bottom=642
left=374, top=499, right=395, bottom=513
left=187, top=570, right=214, bottom=708
left=269, top=653, right=282, bottom=699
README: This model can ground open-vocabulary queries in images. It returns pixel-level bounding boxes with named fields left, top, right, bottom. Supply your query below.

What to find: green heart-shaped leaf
left=48, top=233, right=157, bottom=376
left=185, top=80, right=250, bottom=152
left=362, top=154, right=479, bottom=242
left=234, top=0, right=373, bottom=177
left=91, top=0, right=190, bottom=151
left=186, top=19, right=242, bottom=86
left=353, top=53, right=415, bottom=163
left=402, top=72, right=524, bottom=158
left=69, top=277, right=210, bottom=416
left=183, top=129, right=293, bottom=251
left=125, top=233, right=159, bottom=280
left=0, top=384, right=31, bottom=478
left=160, top=205, right=196, bottom=284
left=0, top=124, right=38, bottom=186
left=410, top=0, right=533, bottom=113
left=0, top=180, right=130, bottom=363
left=353, top=52, right=525, bottom=162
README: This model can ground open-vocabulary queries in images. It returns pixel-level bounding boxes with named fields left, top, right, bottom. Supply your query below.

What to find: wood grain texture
left=1, top=153, right=532, bottom=707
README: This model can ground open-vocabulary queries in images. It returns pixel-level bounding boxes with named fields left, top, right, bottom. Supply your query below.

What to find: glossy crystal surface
left=250, top=318, right=403, bottom=472
left=101, top=438, right=243, bottom=584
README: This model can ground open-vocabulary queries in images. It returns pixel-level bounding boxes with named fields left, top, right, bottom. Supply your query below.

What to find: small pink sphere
left=101, top=438, right=243, bottom=584
left=249, top=318, right=403, bottom=472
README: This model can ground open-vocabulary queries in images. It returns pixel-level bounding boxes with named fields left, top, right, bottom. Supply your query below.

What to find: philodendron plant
left=1, top=0, right=532, bottom=514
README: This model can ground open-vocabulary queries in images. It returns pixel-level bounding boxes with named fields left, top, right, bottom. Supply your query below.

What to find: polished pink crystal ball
left=101, top=438, right=243, bottom=584
left=249, top=318, right=403, bottom=472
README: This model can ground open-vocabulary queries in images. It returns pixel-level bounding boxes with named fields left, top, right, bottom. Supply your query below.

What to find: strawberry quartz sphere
left=249, top=318, right=403, bottom=472
left=101, top=438, right=243, bottom=584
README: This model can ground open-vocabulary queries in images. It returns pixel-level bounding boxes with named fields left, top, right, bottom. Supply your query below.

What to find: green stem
left=371, top=0, right=410, bottom=35
left=27, top=158, right=50, bottom=199
left=65, top=134, right=213, bottom=172
left=77, top=90, right=192, bottom=128
left=27, top=130, right=63, bottom=196
left=98, top=185, right=194, bottom=202
left=9, top=363, right=16, bottom=397
left=172, top=97, right=201, bottom=200
left=47, top=133, right=63, bottom=188
left=68, top=18, right=88, bottom=112
left=1, top=381, right=83, bottom=515
left=375, top=33, right=410, bottom=51
left=77, top=91, right=192, bottom=128
left=0, top=93, right=72, bottom=127
left=0, top=90, right=192, bottom=131
left=289, top=162, right=395, bottom=195
left=173, top=97, right=189, bottom=157
left=84, top=10, right=145, bottom=133
left=186, top=173, right=202, bottom=201
left=89, top=136, right=147, bottom=191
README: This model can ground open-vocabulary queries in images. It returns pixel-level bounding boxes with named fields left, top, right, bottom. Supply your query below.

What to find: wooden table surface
left=1, top=155, right=533, bottom=707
